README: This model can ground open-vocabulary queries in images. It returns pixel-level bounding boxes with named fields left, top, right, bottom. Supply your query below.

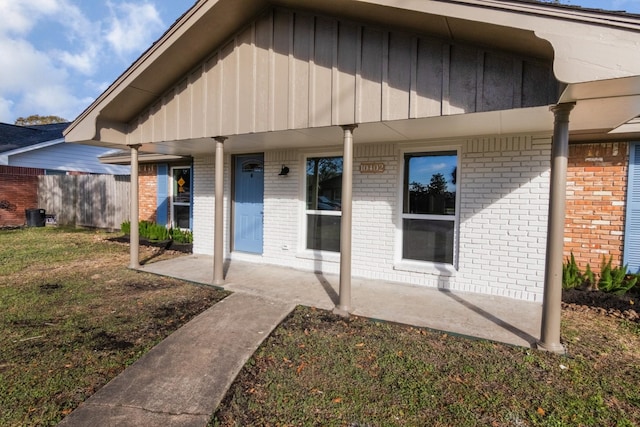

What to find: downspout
left=129, top=144, right=141, bottom=269
left=334, top=125, right=357, bottom=317
left=537, top=103, right=574, bottom=354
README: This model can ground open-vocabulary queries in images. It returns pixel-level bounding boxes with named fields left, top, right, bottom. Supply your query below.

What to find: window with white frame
left=305, top=156, right=343, bottom=252
left=402, top=151, right=458, bottom=264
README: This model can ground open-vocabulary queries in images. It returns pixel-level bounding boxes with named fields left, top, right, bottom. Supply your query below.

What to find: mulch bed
left=563, top=289, right=640, bottom=322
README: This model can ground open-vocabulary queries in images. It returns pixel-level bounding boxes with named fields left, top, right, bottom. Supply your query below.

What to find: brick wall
left=565, top=142, right=627, bottom=269
left=139, top=164, right=158, bottom=222
left=191, top=134, right=552, bottom=302
left=0, top=166, right=44, bottom=226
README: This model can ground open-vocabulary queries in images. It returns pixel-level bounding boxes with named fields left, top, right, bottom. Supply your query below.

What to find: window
left=171, top=166, right=191, bottom=229
left=402, top=151, right=458, bottom=264
left=306, top=156, right=342, bottom=252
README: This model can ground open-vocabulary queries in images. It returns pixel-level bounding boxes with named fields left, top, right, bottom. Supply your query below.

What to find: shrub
left=146, top=223, right=170, bottom=241
left=562, top=253, right=584, bottom=290
left=120, top=220, right=170, bottom=241
left=598, top=256, right=637, bottom=295
left=170, top=228, right=193, bottom=244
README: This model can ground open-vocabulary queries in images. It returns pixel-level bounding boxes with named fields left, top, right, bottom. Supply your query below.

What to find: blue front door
left=234, top=154, right=264, bottom=254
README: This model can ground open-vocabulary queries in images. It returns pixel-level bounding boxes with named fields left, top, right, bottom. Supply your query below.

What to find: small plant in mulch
left=562, top=252, right=640, bottom=322
left=169, top=227, right=192, bottom=244
left=119, top=221, right=192, bottom=252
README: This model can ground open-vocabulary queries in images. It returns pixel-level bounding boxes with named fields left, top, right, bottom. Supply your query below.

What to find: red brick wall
left=565, top=142, right=627, bottom=269
left=0, top=166, right=44, bottom=226
left=139, top=164, right=158, bottom=222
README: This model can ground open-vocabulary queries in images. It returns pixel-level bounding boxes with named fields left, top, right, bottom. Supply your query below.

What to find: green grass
left=3, top=227, right=639, bottom=426
left=0, top=227, right=227, bottom=426
left=212, top=307, right=640, bottom=426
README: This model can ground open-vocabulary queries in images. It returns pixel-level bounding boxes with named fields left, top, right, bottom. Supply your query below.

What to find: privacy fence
left=38, top=175, right=130, bottom=229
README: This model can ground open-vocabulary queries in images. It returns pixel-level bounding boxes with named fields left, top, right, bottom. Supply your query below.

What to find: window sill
left=296, top=250, right=341, bottom=263
left=393, top=260, right=457, bottom=276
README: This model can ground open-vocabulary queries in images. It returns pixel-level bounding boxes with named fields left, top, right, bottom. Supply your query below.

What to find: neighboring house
left=65, top=0, right=640, bottom=351
left=0, top=122, right=130, bottom=226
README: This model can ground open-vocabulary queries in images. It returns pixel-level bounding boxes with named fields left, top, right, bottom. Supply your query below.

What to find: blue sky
left=0, top=0, right=638, bottom=124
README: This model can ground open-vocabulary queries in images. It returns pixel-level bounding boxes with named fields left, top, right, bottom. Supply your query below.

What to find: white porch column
left=537, top=103, right=574, bottom=354
left=213, top=136, right=227, bottom=286
left=128, top=144, right=141, bottom=269
left=334, top=124, right=357, bottom=317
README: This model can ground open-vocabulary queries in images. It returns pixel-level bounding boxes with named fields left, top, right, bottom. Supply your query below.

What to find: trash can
left=25, top=208, right=46, bottom=227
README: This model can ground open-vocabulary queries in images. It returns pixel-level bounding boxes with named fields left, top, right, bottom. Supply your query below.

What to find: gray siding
left=10, top=142, right=130, bottom=174
left=128, top=8, right=558, bottom=144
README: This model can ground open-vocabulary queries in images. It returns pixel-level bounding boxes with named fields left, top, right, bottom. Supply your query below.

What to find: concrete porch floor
left=139, top=255, right=542, bottom=348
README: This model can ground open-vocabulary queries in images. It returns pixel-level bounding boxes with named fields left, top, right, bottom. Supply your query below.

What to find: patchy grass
left=212, top=306, right=640, bottom=426
left=0, top=227, right=228, bottom=426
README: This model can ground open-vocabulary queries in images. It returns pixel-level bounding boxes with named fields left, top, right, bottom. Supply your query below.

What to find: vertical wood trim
left=354, top=25, right=363, bottom=123
left=307, top=16, right=315, bottom=128
left=476, top=51, right=485, bottom=113
left=235, top=36, right=241, bottom=135
left=442, top=44, right=451, bottom=116
left=381, top=31, right=390, bottom=121
left=268, top=10, right=275, bottom=131
left=236, top=24, right=256, bottom=134
left=331, top=19, right=339, bottom=125
left=409, top=36, right=418, bottom=119
left=513, top=59, right=523, bottom=109
left=272, top=10, right=290, bottom=131
left=251, top=23, right=258, bottom=132
left=309, top=16, right=317, bottom=127
left=287, top=12, right=295, bottom=129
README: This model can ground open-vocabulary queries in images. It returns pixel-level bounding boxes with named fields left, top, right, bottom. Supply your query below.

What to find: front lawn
left=0, top=227, right=227, bottom=426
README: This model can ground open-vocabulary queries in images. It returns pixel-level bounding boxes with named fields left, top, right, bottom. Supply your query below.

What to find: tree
left=427, top=173, right=448, bottom=195
left=14, top=115, right=68, bottom=126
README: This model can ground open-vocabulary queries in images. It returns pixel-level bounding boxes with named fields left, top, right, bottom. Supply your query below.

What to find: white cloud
left=0, top=0, right=61, bottom=35
left=105, top=1, right=164, bottom=58
left=0, top=0, right=168, bottom=123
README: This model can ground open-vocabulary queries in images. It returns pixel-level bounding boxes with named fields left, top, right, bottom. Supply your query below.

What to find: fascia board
left=2, top=138, right=64, bottom=158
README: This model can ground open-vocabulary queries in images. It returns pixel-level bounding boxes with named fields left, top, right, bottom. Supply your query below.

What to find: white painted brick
left=189, top=135, right=551, bottom=302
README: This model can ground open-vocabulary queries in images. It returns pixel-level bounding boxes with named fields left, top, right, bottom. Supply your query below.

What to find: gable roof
left=0, top=122, right=68, bottom=154
left=65, top=0, right=640, bottom=148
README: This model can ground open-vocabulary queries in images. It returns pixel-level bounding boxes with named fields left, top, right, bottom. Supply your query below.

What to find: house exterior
left=0, top=123, right=129, bottom=226
left=64, top=0, right=640, bottom=352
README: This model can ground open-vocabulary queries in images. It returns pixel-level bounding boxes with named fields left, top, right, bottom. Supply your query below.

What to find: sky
left=0, top=0, right=639, bottom=125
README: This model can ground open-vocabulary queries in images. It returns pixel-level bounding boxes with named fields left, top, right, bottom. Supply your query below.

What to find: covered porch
left=138, top=256, right=542, bottom=348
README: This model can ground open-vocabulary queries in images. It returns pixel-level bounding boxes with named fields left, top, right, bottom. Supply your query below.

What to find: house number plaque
left=359, top=162, right=385, bottom=174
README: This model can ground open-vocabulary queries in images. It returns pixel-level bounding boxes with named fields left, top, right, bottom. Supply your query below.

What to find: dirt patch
left=563, top=289, right=640, bottom=322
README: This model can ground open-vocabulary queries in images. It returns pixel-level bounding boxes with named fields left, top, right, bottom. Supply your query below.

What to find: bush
left=562, top=253, right=584, bottom=290
left=170, top=228, right=193, bottom=244
left=562, top=253, right=639, bottom=295
left=120, top=220, right=170, bottom=242
left=598, top=256, right=637, bottom=295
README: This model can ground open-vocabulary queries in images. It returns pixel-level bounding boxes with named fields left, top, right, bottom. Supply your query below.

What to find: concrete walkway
left=59, top=292, right=294, bottom=426
left=60, top=255, right=542, bottom=426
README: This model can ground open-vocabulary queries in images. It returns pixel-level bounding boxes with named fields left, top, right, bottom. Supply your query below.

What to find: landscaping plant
left=562, top=252, right=639, bottom=295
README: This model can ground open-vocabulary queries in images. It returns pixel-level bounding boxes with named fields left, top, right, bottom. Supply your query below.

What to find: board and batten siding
left=127, top=8, right=558, bottom=144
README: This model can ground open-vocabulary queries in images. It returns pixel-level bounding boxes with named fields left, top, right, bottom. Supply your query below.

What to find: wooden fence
left=38, top=175, right=130, bottom=229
